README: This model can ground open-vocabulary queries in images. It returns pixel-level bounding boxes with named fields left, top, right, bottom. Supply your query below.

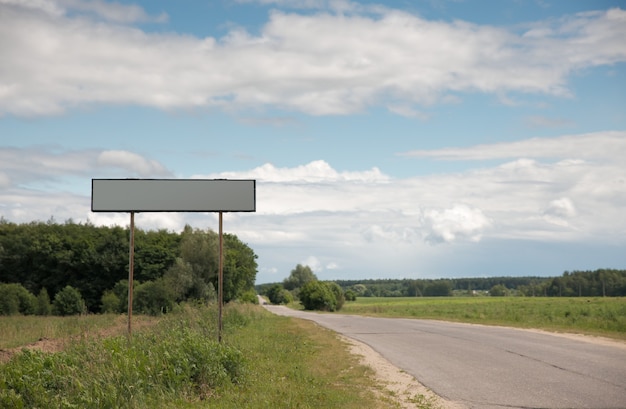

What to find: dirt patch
left=340, top=335, right=466, bottom=409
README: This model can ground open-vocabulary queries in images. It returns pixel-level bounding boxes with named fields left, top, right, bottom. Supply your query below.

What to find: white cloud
left=97, top=150, right=171, bottom=177
left=197, top=160, right=389, bottom=183
left=0, top=0, right=166, bottom=22
left=0, top=146, right=172, bottom=190
left=1, top=3, right=625, bottom=116
left=0, top=172, right=12, bottom=188
left=58, top=0, right=168, bottom=23
left=401, top=131, right=626, bottom=162
left=422, top=204, right=491, bottom=244
left=543, top=197, right=577, bottom=227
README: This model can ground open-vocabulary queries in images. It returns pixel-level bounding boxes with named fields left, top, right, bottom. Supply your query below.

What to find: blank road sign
left=92, top=179, right=256, bottom=212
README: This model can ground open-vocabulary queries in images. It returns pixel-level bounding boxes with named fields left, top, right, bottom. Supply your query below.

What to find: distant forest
left=331, top=269, right=626, bottom=297
left=257, top=270, right=626, bottom=298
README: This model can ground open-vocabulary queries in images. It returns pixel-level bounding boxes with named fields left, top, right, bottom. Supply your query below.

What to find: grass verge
left=340, top=297, right=626, bottom=340
left=1, top=304, right=426, bottom=408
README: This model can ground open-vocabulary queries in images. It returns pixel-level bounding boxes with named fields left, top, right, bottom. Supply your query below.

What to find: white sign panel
left=92, top=179, right=256, bottom=212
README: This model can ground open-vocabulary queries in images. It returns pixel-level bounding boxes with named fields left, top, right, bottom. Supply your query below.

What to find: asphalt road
left=262, top=303, right=626, bottom=409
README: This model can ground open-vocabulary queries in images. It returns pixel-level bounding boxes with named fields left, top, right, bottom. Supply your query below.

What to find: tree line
left=0, top=219, right=258, bottom=315
left=333, top=269, right=626, bottom=297
left=258, top=269, right=626, bottom=302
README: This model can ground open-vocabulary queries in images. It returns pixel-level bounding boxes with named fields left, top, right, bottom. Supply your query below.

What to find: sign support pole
left=218, top=211, right=224, bottom=343
left=128, top=211, right=135, bottom=338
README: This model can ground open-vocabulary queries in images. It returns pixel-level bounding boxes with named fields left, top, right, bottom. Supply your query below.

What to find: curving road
left=262, top=303, right=626, bottom=409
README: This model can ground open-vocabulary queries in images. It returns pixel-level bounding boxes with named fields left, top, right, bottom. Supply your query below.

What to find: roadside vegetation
left=1, top=304, right=424, bottom=409
left=0, top=219, right=258, bottom=316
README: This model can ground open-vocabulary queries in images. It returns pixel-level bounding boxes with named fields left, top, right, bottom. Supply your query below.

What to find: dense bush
left=265, top=284, right=293, bottom=305
left=100, top=290, right=120, bottom=313
left=490, top=284, right=508, bottom=296
left=299, top=280, right=342, bottom=311
left=52, top=285, right=86, bottom=316
left=133, top=279, right=175, bottom=315
left=0, top=283, right=37, bottom=315
left=238, top=289, right=259, bottom=304
left=327, top=282, right=345, bottom=311
left=344, top=289, right=357, bottom=301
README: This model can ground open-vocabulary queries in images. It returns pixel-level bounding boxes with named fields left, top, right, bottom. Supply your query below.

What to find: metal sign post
left=92, top=179, right=255, bottom=342
left=128, top=211, right=135, bottom=338
left=218, top=212, right=224, bottom=342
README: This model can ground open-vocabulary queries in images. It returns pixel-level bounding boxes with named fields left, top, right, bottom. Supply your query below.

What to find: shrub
left=52, top=285, right=86, bottom=316
left=100, top=290, right=120, bottom=313
left=238, top=289, right=259, bottom=304
left=0, top=283, right=37, bottom=315
left=490, top=284, right=508, bottom=297
left=0, top=284, right=20, bottom=315
left=327, top=282, right=345, bottom=311
left=344, top=289, right=357, bottom=301
left=299, top=280, right=338, bottom=312
left=133, top=279, right=175, bottom=315
left=266, top=284, right=293, bottom=305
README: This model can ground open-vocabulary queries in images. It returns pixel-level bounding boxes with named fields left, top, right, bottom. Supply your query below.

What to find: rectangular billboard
left=92, top=179, right=256, bottom=212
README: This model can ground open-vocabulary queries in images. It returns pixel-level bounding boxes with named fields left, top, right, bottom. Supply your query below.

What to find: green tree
left=283, top=264, right=317, bottom=291
left=134, top=229, right=180, bottom=282
left=53, top=285, right=86, bottom=316
left=222, top=233, right=258, bottom=302
left=162, top=258, right=195, bottom=301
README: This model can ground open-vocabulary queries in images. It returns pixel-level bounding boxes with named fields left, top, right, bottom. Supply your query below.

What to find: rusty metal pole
left=128, top=211, right=135, bottom=338
left=218, top=212, right=224, bottom=343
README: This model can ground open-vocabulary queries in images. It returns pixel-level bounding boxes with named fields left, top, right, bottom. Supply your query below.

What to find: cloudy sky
left=1, top=0, right=625, bottom=284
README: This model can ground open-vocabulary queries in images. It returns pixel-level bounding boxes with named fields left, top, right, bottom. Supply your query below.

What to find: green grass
left=0, top=314, right=135, bottom=349
left=1, top=304, right=427, bottom=409
left=340, top=297, right=626, bottom=339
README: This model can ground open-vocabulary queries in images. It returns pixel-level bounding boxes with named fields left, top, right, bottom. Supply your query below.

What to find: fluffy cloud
left=423, top=205, right=491, bottom=244
left=543, top=197, right=577, bottom=227
left=1, top=2, right=625, bottom=116
left=201, top=160, right=389, bottom=183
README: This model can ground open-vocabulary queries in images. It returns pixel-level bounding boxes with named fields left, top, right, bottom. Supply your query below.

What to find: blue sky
left=1, top=0, right=625, bottom=284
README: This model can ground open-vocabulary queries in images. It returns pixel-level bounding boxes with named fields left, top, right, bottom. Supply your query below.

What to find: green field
left=340, top=296, right=626, bottom=339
